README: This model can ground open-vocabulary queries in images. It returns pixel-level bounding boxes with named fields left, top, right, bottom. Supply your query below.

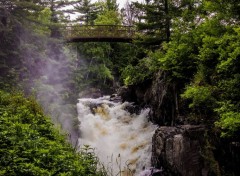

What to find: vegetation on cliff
left=120, top=0, right=240, bottom=139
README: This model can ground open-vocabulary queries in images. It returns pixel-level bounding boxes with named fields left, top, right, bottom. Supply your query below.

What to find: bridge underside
left=66, top=37, right=133, bottom=43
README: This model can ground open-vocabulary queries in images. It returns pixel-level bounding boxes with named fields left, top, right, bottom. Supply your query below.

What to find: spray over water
left=77, top=96, right=157, bottom=175
left=19, top=29, right=79, bottom=144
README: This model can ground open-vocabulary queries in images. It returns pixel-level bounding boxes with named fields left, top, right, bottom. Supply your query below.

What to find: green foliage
left=33, top=8, right=52, bottom=35
left=96, top=64, right=114, bottom=80
left=120, top=0, right=240, bottom=139
left=0, top=0, right=44, bottom=25
left=216, top=27, right=240, bottom=74
left=93, top=0, right=120, bottom=25
left=133, top=0, right=171, bottom=47
left=105, top=0, right=119, bottom=11
left=203, top=0, right=240, bottom=22
left=121, top=51, right=160, bottom=85
left=181, top=85, right=214, bottom=109
left=122, top=28, right=198, bottom=86
left=158, top=40, right=197, bottom=82
left=0, top=68, right=21, bottom=92
left=0, top=90, right=104, bottom=176
left=74, top=0, right=98, bottom=25
left=179, top=20, right=240, bottom=136
left=95, top=10, right=121, bottom=25
left=215, top=102, right=240, bottom=138
left=71, top=42, right=114, bottom=91
left=122, top=65, right=145, bottom=85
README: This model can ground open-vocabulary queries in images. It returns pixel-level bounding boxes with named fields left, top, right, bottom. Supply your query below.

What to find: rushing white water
left=77, top=96, right=157, bottom=175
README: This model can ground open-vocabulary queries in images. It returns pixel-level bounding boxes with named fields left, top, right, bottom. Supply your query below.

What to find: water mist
left=19, top=30, right=79, bottom=144
left=77, top=96, right=157, bottom=175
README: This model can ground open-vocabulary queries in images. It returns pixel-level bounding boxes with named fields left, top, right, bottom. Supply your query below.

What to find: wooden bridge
left=64, top=25, right=135, bottom=43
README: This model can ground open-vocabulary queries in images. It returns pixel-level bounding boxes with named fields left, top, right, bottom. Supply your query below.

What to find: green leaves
left=121, top=53, right=159, bottom=85
left=133, top=0, right=171, bottom=47
left=181, top=85, right=214, bottom=109
left=215, top=101, right=240, bottom=137
left=215, top=28, right=240, bottom=74
left=74, top=0, right=98, bottom=25
left=122, top=0, right=240, bottom=139
left=159, top=41, right=197, bottom=82
left=0, top=90, right=103, bottom=175
left=95, top=10, right=121, bottom=25
left=33, top=8, right=52, bottom=35
left=178, top=18, right=240, bottom=136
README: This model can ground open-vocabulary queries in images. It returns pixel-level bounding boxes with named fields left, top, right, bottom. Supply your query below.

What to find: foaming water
left=77, top=96, right=157, bottom=175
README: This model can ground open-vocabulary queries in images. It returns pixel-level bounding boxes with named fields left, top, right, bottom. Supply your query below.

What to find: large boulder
left=152, top=125, right=209, bottom=176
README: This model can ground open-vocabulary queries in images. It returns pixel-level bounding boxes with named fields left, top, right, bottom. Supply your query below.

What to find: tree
left=203, top=0, right=240, bottom=23
left=42, top=0, right=79, bottom=37
left=121, top=0, right=143, bottom=26
left=105, top=0, right=118, bottom=11
left=133, top=0, right=171, bottom=48
left=0, top=0, right=44, bottom=90
left=94, top=0, right=121, bottom=25
left=0, top=0, right=43, bottom=24
left=74, top=0, right=98, bottom=25
left=69, top=0, right=141, bottom=92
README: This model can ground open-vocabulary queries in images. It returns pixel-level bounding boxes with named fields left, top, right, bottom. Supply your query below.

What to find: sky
left=67, top=0, right=143, bottom=20
left=92, top=0, right=143, bottom=8
left=116, top=0, right=142, bottom=8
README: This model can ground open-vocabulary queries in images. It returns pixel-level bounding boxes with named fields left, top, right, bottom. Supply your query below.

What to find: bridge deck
left=64, top=25, right=135, bottom=43
left=67, top=37, right=133, bottom=42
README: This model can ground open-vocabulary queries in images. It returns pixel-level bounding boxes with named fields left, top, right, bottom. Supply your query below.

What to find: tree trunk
left=164, top=0, right=170, bottom=42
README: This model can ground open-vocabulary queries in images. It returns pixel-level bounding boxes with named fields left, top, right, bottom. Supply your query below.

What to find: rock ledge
left=152, top=125, right=209, bottom=176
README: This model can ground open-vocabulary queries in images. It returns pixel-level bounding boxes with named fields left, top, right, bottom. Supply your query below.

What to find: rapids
left=77, top=96, right=157, bottom=175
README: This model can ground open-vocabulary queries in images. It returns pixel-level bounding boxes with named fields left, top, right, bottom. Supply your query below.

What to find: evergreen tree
left=74, top=0, right=98, bottom=25
left=41, top=0, right=79, bottom=37
left=133, top=0, right=171, bottom=48
left=0, top=0, right=44, bottom=90
left=93, top=0, right=120, bottom=25
left=0, top=0, right=43, bottom=23
left=106, top=0, right=118, bottom=11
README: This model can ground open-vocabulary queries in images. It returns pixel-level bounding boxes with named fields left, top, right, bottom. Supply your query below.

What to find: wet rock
left=152, top=125, right=208, bottom=176
left=110, top=94, right=122, bottom=102
left=117, top=86, right=138, bottom=103
left=139, top=167, right=163, bottom=176
left=123, top=103, right=141, bottom=115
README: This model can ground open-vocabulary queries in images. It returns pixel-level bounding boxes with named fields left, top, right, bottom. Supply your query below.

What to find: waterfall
left=77, top=96, right=157, bottom=175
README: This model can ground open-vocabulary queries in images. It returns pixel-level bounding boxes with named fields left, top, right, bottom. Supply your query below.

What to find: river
left=77, top=96, right=157, bottom=175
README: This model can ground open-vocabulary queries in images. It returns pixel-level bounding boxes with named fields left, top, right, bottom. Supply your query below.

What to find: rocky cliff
left=118, top=71, right=179, bottom=126
left=117, top=71, right=240, bottom=176
left=151, top=125, right=209, bottom=176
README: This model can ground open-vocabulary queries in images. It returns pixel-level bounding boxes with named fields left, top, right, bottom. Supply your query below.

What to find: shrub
left=0, top=90, right=104, bottom=176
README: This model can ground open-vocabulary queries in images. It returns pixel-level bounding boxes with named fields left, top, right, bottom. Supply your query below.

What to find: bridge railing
left=63, top=25, right=135, bottom=40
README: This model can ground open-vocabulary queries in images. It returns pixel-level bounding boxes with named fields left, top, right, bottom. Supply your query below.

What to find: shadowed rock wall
left=151, top=125, right=208, bottom=176
left=118, top=71, right=178, bottom=126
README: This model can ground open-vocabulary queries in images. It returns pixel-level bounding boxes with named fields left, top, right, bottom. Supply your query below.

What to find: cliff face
left=118, top=71, right=240, bottom=176
left=118, top=71, right=178, bottom=126
left=152, top=125, right=208, bottom=176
